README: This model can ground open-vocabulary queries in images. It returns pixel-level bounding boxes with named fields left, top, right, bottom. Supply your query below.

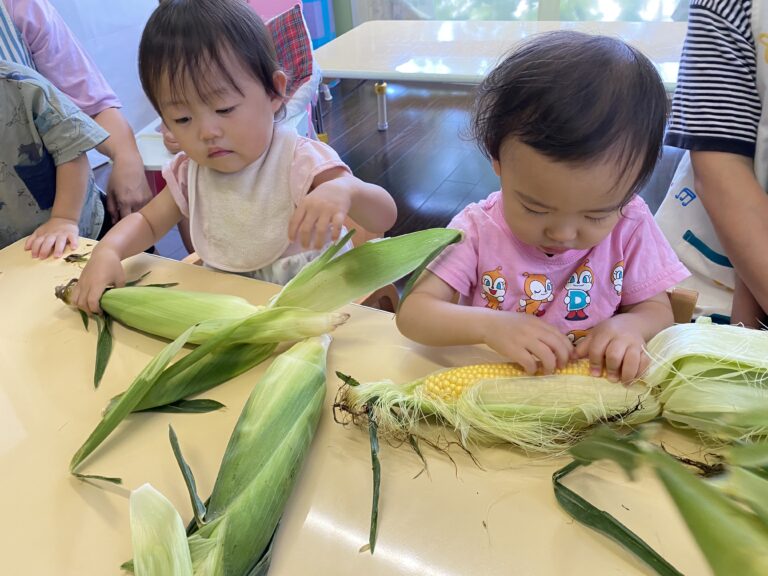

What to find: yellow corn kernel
left=424, top=359, right=595, bottom=401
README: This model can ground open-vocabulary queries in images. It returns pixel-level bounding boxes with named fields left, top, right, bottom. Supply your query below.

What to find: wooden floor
left=320, top=79, right=499, bottom=237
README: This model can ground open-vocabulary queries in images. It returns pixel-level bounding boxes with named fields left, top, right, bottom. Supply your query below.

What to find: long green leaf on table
left=553, top=461, right=683, bottom=576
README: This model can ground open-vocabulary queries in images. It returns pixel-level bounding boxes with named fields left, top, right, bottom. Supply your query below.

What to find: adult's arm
left=690, top=151, right=768, bottom=314
left=10, top=0, right=152, bottom=218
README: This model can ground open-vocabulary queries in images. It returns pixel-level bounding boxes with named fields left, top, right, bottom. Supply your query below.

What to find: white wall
left=49, top=0, right=158, bottom=131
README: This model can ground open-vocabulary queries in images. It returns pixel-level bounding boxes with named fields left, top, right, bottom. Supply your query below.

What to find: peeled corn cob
left=338, top=360, right=659, bottom=453
left=424, top=359, right=595, bottom=401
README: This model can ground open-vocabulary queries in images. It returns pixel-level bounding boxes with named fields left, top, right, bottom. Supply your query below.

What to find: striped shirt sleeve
left=665, top=0, right=759, bottom=157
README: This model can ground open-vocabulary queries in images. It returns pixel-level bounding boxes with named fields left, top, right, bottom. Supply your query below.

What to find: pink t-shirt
left=428, top=192, right=690, bottom=342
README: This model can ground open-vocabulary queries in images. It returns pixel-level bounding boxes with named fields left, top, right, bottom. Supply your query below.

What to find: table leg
left=320, top=82, right=333, bottom=101
left=375, top=81, right=388, bottom=131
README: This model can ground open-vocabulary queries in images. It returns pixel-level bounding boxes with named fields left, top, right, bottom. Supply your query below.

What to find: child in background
left=0, top=60, right=108, bottom=258
left=72, top=0, right=396, bottom=314
left=396, top=32, right=689, bottom=383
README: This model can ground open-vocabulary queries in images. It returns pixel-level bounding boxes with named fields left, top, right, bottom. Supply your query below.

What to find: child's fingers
left=541, top=331, right=572, bottom=369
left=509, top=348, right=538, bottom=375
left=52, top=236, right=68, bottom=259
left=330, top=211, right=346, bottom=241
left=287, top=205, right=306, bottom=241
left=619, top=346, right=643, bottom=383
left=587, top=334, right=609, bottom=376
left=526, top=339, right=558, bottom=374
left=604, top=339, right=628, bottom=382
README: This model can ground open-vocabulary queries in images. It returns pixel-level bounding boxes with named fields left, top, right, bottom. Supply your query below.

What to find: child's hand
left=70, top=247, right=126, bottom=315
left=574, top=316, right=649, bottom=383
left=24, top=217, right=79, bottom=259
left=484, top=312, right=574, bottom=375
left=289, top=180, right=352, bottom=249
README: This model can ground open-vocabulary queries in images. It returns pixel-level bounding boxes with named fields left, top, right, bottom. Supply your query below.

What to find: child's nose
left=198, top=118, right=222, bottom=141
left=545, top=224, right=577, bottom=243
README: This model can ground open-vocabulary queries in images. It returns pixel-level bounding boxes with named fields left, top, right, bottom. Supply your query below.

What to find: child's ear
left=272, top=70, right=288, bottom=99
left=492, top=158, right=502, bottom=177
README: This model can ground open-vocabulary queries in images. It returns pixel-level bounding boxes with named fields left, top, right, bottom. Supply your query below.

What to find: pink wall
left=247, top=0, right=301, bottom=21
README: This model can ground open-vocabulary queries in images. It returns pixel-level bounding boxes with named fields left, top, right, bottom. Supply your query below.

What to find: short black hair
left=470, top=30, right=668, bottom=201
left=139, top=0, right=282, bottom=115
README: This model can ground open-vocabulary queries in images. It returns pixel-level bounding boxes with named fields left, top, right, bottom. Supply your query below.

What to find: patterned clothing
left=0, top=61, right=107, bottom=248
left=666, top=0, right=758, bottom=157
left=428, top=192, right=689, bottom=342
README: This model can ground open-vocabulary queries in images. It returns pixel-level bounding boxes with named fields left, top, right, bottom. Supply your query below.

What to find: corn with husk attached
left=127, top=336, right=330, bottom=575
left=338, top=359, right=660, bottom=453
left=643, top=317, right=768, bottom=443
left=65, top=228, right=461, bottom=475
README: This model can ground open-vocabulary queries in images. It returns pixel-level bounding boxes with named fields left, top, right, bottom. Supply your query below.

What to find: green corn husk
left=186, top=336, right=330, bottom=575
left=338, top=370, right=660, bottom=454
left=129, top=483, right=193, bottom=576
left=67, top=229, right=460, bottom=473
left=562, top=429, right=768, bottom=576
left=642, top=318, right=768, bottom=443
left=126, top=337, right=329, bottom=574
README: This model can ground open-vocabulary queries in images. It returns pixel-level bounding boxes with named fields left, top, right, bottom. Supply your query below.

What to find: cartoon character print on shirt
left=612, top=260, right=624, bottom=297
left=517, top=272, right=553, bottom=316
left=480, top=266, right=507, bottom=310
left=564, top=260, right=594, bottom=321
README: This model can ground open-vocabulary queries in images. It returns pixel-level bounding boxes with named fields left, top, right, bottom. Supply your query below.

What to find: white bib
left=187, top=124, right=299, bottom=272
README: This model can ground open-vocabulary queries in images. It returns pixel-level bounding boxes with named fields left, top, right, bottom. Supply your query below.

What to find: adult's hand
left=93, top=108, right=153, bottom=221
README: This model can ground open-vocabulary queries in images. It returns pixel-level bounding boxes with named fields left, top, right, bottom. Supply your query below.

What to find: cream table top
left=0, top=238, right=710, bottom=575
left=315, top=20, right=685, bottom=92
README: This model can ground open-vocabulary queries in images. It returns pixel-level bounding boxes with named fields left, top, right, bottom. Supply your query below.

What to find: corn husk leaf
left=93, top=313, right=112, bottom=388
left=169, top=425, right=207, bottom=529
left=553, top=459, right=682, bottom=576
left=138, top=399, right=225, bottom=414
left=563, top=429, right=768, bottom=576
left=271, top=228, right=461, bottom=311
left=70, top=324, right=198, bottom=474
left=129, top=483, right=193, bottom=576
left=187, top=336, right=331, bottom=575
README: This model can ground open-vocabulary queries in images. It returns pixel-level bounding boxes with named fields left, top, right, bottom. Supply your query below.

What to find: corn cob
left=338, top=360, right=659, bottom=453
left=424, top=359, right=596, bottom=401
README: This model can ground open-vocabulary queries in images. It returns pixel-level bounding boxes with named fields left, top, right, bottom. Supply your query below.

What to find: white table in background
left=315, top=20, right=686, bottom=130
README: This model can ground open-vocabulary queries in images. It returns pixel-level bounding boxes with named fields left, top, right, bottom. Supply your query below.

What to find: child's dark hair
left=470, top=31, right=668, bottom=201
left=139, top=0, right=283, bottom=115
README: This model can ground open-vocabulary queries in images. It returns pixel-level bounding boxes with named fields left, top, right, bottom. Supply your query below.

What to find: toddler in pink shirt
left=397, top=31, right=689, bottom=383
